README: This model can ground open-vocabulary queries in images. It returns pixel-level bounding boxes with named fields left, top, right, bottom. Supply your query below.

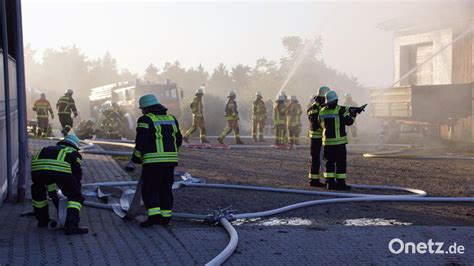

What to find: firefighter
left=342, top=93, right=359, bottom=138
left=75, top=118, right=97, bottom=140
left=183, top=87, right=210, bottom=144
left=307, top=86, right=330, bottom=187
left=131, top=94, right=182, bottom=227
left=30, top=134, right=88, bottom=235
left=32, top=93, right=54, bottom=137
left=102, top=102, right=125, bottom=139
left=280, top=92, right=290, bottom=142
left=287, top=95, right=302, bottom=145
left=273, top=95, right=287, bottom=145
left=252, top=92, right=267, bottom=142
left=319, top=90, right=366, bottom=190
left=217, top=91, right=245, bottom=145
left=56, top=89, right=78, bottom=136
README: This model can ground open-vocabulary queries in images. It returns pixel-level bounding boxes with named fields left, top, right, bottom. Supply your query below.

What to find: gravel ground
left=107, top=140, right=474, bottom=227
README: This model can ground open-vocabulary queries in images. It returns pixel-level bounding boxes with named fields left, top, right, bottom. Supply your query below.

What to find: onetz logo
left=388, top=238, right=465, bottom=255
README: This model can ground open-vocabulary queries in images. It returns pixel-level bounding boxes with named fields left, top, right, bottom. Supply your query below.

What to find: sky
left=21, top=1, right=461, bottom=87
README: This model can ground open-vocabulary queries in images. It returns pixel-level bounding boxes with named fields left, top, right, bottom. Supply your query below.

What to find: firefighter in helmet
left=252, top=91, right=267, bottom=142
left=307, top=86, right=330, bottom=187
left=131, top=94, right=183, bottom=227
left=286, top=95, right=302, bottom=145
left=319, top=90, right=366, bottom=190
left=183, top=87, right=210, bottom=144
left=33, top=93, right=54, bottom=137
left=56, top=89, right=78, bottom=136
left=30, top=134, right=88, bottom=235
left=217, top=90, right=245, bottom=145
left=273, top=95, right=287, bottom=145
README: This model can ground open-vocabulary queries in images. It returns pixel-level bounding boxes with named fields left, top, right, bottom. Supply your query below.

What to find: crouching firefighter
left=131, top=94, right=183, bottom=227
left=30, top=135, right=88, bottom=235
left=307, top=86, right=330, bottom=187
left=319, top=90, right=366, bottom=190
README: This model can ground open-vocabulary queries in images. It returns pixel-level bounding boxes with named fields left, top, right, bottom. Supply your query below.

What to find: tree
left=143, top=63, right=160, bottom=83
left=207, top=63, right=232, bottom=97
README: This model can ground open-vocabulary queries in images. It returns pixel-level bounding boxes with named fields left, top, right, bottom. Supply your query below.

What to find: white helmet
left=344, top=93, right=351, bottom=98
left=277, top=95, right=285, bottom=101
left=291, top=95, right=298, bottom=101
left=227, top=90, right=236, bottom=97
left=256, top=91, right=262, bottom=97
left=66, top=89, right=74, bottom=95
left=196, top=88, right=204, bottom=95
left=280, top=92, right=287, bottom=98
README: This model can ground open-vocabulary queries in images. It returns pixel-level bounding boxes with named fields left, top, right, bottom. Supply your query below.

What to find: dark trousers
left=58, top=114, right=73, bottom=133
left=309, top=138, right=322, bottom=179
left=141, top=164, right=175, bottom=217
left=323, top=144, right=347, bottom=179
left=37, top=118, right=49, bottom=137
left=31, top=172, right=84, bottom=227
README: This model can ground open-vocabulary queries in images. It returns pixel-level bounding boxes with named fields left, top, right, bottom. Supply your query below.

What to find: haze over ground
left=22, top=1, right=457, bottom=88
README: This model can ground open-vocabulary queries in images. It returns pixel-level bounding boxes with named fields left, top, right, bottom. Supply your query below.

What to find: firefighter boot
left=139, top=215, right=163, bottom=228
left=217, top=137, right=224, bottom=144
left=64, top=208, right=89, bottom=235
left=200, top=137, right=210, bottom=144
left=336, top=179, right=351, bottom=190
left=309, top=179, right=326, bottom=188
left=160, top=217, right=171, bottom=227
left=326, top=178, right=337, bottom=190
left=236, top=138, right=245, bottom=145
left=34, top=206, right=50, bottom=228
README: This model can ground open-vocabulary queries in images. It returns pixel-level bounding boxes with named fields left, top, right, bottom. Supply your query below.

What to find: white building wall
left=394, top=28, right=453, bottom=86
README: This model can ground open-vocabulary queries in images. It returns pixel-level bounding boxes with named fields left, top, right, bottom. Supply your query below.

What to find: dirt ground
left=108, top=140, right=474, bottom=227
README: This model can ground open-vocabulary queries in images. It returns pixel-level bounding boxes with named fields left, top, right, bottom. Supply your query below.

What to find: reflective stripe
left=32, top=199, right=48, bottom=208
left=67, top=201, right=82, bottom=211
left=308, top=173, right=319, bottom=179
left=47, top=183, right=57, bottom=192
left=143, top=114, right=179, bottom=164
left=137, top=122, right=149, bottom=129
left=323, top=172, right=336, bottom=178
left=336, top=173, right=347, bottom=179
left=161, top=209, right=172, bottom=217
left=320, top=106, right=349, bottom=146
left=76, top=158, right=82, bottom=165
left=133, top=149, right=142, bottom=158
left=308, top=130, right=322, bottom=138
left=31, top=147, right=73, bottom=173
left=148, top=207, right=161, bottom=216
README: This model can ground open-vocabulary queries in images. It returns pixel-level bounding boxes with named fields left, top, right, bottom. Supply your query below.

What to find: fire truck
left=89, top=79, right=182, bottom=139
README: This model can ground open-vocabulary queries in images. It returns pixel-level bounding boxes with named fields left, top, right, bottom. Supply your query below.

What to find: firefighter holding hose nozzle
left=319, top=90, right=366, bottom=190
left=131, top=94, right=182, bottom=227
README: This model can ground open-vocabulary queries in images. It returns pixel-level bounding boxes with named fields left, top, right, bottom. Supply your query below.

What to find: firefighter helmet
left=66, top=89, right=74, bottom=95
left=63, top=134, right=81, bottom=150
left=196, top=88, right=204, bottom=95
left=139, top=94, right=160, bottom=108
left=291, top=95, right=298, bottom=101
left=256, top=91, right=262, bottom=97
left=227, top=90, right=236, bottom=97
left=277, top=95, right=285, bottom=101
left=318, top=86, right=330, bottom=97
left=325, top=90, right=338, bottom=104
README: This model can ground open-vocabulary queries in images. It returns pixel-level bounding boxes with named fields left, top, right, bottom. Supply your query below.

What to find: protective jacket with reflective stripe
left=286, top=102, right=302, bottom=127
left=252, top=99, right=267, bottom=121
left=56, top=95, right=78, bottom=115
left=307, top=101, right=323, bottom=138
left=31, top=143, right=83, bottom=179
left=273, top=101, right=287, bottom=126
left=224, top=99, right=239, bottom=120
left=131, top=106, right=182, bottom=166
left=33, top=99, right=53, bottom=118
left=190, top=97, right=204, bottom=117
left=318, top=105, right=354, bottom=145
